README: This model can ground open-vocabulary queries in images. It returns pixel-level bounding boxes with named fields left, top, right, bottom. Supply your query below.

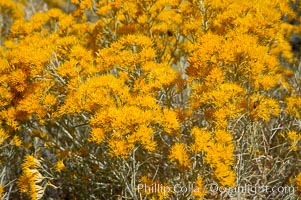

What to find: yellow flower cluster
left=0, top=0, right=24, bottom=20
left=18, top=155, right=47, bottom=200
left=191, top=128, right=235, bottom=186
left=0, top=184, right=3, bottom=199
left=249, top=94, right=281, bottom=121
left=283, top=131, right=301, bottom=151
left=192, top=176, right=207, bottom=199
left=0, top=128, right=9, bottom=145
left=184, top=0, right=296, bottom=190
left=0, top=0, right=300, bottom=199
left=296, top=173, right=301, bottom=197
left=55, top=160, right=65, bottom=172
left=169, top=143, right=191, bottom=169
left=285, top=96, right=301, bottom=118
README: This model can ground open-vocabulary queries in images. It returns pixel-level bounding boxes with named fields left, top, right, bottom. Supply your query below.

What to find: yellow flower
left=18, top=155, right=46, bottom=200
left=128, top=125, right=157, bottom=151
left=55, top=160, right=65, bottom=172
left=254, top=75, right=278, bottom=91
left=0, top=108, right=19, bottom=130
left=296, top=173, right=301, bottom=188
left=191, top=127, right=212, bottom=152
left=0, top=128, right=9, bottom=145
left=9, top=69, right=27, bottom=92
left=204, top=67, right=225, bottom=88
left=10, top=135, right=22, bottom=147
left=43, top=94, right=57, bottom=108
left=79, top=0, right=93, bottom=9
left=192, top=176, right=207, bottom=199
left=214, top=129, right=232, bottom=144
left=285, top=131, right=301, bottom=151
left=285, top=96, right=301, bottom=118
left=138, top=14, right=148, bottom=24
left=250, top=94, right=280, bottom=121
left=161, top=109, right=179, bottom=134
left=0, top=0, right=24, bottom=19
left=89, top=128, right=105, bottom=144
left=22, top=155, right=41, bottom=169
left=18, top=169, right=45, bottom=200
left=56, top=60, right=78, bottom=78
left=18, top=173, right=30, bottom=193
left=108, top=139, right=133, bottom=158
left=169, top=143, right=191, bottom=168
left=17, top=94, right=46, bottom=119
left=214, top=164, right=236, bottom=186
left=0, top=184, right=3, bottom=199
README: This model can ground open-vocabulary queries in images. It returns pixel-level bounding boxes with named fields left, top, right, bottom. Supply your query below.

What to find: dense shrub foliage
left=1, top=0, right=301, bottom=199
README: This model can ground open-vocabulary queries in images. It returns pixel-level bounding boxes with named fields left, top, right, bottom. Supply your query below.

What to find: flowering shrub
left=1, top=0, right=301, bottom=199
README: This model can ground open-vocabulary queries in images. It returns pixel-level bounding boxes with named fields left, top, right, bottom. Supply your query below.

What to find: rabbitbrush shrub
left=1, top=0, right=301, bottom=199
